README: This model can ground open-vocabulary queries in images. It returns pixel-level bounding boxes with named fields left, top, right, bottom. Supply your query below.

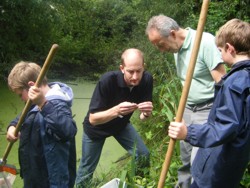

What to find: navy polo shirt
left=83, top=70, right=153, bottom=139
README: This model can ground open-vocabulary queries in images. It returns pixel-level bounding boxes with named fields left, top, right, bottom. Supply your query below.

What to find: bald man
left=76, top=48, right=153, bottom=187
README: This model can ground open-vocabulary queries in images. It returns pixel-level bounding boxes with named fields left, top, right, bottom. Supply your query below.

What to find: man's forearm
left=89, top=106, right=120, bottom=126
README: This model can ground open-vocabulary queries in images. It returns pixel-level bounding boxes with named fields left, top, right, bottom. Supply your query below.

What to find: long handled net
left=0, top=164, right=16, bottom=188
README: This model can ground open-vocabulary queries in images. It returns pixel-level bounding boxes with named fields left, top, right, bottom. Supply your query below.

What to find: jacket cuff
left=185, top=126, right=194, bottom=143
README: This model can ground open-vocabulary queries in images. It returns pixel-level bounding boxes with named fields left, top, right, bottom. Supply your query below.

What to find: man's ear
left=170, top=30, right=176, bottom=39
left=120, top=65, right=124, bottom=74
left=28, top=81, right=35, bottom=87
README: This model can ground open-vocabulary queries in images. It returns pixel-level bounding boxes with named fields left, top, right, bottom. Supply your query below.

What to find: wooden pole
left=157, top=1, right=210, bottom=187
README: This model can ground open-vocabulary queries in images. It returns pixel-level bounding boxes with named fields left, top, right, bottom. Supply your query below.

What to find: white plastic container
left=100, top=178, right=126, bottom=188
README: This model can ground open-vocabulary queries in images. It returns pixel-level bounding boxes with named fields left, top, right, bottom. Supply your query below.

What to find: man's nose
left=132, top=72, right=139, bottom=79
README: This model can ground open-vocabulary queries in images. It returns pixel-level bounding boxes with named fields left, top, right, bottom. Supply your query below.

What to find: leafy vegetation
left=0, top=0, right=249, bottom=187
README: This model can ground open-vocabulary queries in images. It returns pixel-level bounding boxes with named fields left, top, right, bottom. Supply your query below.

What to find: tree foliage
left=0, top=0, right=249, bottom=79
left=0, top=0, right=58, bottom=77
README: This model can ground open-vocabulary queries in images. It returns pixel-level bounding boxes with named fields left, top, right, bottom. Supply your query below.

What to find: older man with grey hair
left=146, top=14, right=226, bottom=188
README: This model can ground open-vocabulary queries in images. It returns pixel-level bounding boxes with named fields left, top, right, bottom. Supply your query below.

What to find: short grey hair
left=146, top=14, right=180, bottom=37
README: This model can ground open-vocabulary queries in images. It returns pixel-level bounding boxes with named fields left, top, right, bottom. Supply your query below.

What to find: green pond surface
left=0, top=79, right=126, bottom=187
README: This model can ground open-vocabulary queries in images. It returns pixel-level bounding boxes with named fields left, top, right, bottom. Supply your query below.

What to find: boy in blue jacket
left=168, top=19, right=250, bottom=188
left=6, top=61, right=77, bottom=188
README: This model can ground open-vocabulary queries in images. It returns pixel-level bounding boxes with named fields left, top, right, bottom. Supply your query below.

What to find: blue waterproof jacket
left=9, top=82, right=77, bottom=188
left=186, top=60, right=250, bottom=188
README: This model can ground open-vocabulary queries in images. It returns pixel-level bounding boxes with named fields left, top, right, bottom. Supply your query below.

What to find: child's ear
left=28, top=81, right=35, bottom=87
left=225, top=43, right=235, bottom=53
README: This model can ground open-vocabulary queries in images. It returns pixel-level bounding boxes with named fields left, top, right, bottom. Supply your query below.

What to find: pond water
left=0, top=79, right=126, bottom=187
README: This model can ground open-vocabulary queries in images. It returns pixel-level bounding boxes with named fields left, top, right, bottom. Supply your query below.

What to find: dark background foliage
left=1, top=0, right=248, bottom=80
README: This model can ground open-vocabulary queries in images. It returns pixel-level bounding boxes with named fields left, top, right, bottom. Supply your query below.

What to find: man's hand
left=117, top=101, right=138, bottom=116
left=6, top=126, right=19, bottom=142
left=168, top=120, right=187, bottom=140
left=138, top=101, right=153, bottom=119
left=90, top=101, right=137, bottom=125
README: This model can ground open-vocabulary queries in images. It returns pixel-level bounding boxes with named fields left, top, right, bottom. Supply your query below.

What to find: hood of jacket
left=46, top=82, right=74, bottom=107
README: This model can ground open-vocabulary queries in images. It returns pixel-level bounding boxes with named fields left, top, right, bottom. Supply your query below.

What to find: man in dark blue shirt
left=76, top=48, right=153, bottom=187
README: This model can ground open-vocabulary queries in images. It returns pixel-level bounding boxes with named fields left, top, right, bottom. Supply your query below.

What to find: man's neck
left=176, top=28, right=188, bottom=48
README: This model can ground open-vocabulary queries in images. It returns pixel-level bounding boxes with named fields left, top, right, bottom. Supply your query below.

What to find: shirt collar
left=180, top=27, right=192, bottom=50
left=117, top=71, right=127, bottom=88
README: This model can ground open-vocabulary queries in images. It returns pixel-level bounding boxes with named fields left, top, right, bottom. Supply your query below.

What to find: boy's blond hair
left=8, top=61, right=47, bottom=91
left=215, top=18, right=250, bottom=57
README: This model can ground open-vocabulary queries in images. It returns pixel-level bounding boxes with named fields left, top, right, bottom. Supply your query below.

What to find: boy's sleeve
left=185, top=82, right=245, bottom=148
left=7, top=115, right=20, bottom=130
